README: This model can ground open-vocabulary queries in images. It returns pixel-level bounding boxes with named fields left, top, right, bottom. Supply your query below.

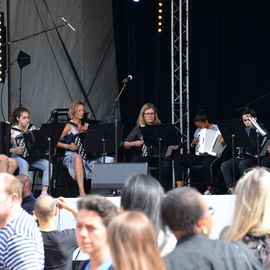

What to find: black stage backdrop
left=113, top=0, right=270, bottom=138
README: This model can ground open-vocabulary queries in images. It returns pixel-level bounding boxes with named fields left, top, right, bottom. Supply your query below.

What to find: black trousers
left=174, top=153, right=215, bottom=186
left=130, top=155, right=172, bottom=191
left=220, top=157, right=257, bottom=188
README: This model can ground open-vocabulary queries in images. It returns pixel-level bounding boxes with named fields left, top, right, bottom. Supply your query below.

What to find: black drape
left=112, top=0, right=171, bottom=137
left=113, top=0, right=270, bottom=138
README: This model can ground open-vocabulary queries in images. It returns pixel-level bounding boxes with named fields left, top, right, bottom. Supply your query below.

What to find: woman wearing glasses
left=124, top=103, right=178, bottom=190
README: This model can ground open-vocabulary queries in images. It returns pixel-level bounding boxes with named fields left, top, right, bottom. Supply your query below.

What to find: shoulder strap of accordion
left=68, top=121, right=78, bottom=128
left=28, top=123, right=33, bottom=130
left=11, top=123, right=34, bottom=133
left=11, top=126, right=24, bottom=133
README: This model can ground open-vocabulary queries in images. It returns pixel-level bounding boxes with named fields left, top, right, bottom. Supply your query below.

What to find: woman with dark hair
left=108, top=211, right=166, bottom=270
left=121, top=174, right=177, bottom=256
left=174, top=109, right=221, bottom=194
left=9, top=106, right=51, bottom=194
left=123, top=102, right=178, bottom=190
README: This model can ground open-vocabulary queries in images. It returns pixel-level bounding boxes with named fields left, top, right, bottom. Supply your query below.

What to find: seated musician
left=9, top=107, right=51, bottom=195
left=123, top=102, right=178, bottom=190
left=174, top=110, right=221, bottom=194
left=221, top=107, right=267, bottom=193
left=0, top=154, right=17, bottom=174
left=57, top=100, right=114, bottom=196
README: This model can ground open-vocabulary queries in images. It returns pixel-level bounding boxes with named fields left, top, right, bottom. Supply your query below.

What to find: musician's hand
left=191, top=138, right=199, bottom=146
left=67, top=143, right=78, bottom=151
left=267, top=146, right=270, bottom=153
left=172, top=145, right=180, bottom=150
left=11, top=147, right=24, bottom=154
left=218, top=135, right=224, bottom=144
left=133, top=140, right=144, bottom=147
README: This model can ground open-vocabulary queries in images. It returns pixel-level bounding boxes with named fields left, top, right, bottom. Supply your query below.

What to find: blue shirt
left=84, top=258, right=112, bottom=270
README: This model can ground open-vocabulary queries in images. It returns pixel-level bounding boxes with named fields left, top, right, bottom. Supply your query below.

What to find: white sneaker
left=204, top=190, right=212, bottom=195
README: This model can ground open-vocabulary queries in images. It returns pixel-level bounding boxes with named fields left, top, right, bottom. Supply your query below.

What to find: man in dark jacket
left=161, top=187, right=262, bottom=270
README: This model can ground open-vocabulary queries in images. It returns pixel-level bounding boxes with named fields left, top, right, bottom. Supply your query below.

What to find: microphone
left=122, top=75, right=133, bottom=84
left=61, top=17, right=76, bottom=32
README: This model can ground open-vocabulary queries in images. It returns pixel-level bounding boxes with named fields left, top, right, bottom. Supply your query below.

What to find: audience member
left=34, top=195, right=78, bottom=270
left=161, top=187, right=262, bottom=270
left=225, top=167, right=270, bottom=268
left=17, top=174, right=36, bottom=214
left=121, top=174, right=177, bottom=256
left=0, top=154, right=17, bottom=174
left=0, top=173, right=44, bottom=269
left=108, top=211, right=166, bottom=270
left=76, top=195, right=118, bottom=270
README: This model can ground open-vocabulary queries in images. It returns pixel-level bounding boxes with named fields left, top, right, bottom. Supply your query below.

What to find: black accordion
left=15, top=130, right=41, bottom=160
left=73, top=133, right=87, bottom=160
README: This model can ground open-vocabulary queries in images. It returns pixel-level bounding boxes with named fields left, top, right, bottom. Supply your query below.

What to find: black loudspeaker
left=91, top=162, right=149, bottom=190
left=0, top=122, right=11, bottom=155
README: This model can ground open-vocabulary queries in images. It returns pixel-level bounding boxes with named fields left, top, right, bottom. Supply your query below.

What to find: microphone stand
left=106, top=81, right=129, bottom=162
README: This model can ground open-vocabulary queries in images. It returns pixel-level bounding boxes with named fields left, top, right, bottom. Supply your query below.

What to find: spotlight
left=132, top=0, right=141, bottom=2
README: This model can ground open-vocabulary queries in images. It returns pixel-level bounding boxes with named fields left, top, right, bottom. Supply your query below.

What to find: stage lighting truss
left=157, top=0, right=163, bottom=33
left=0, top=12, right=6, bottom=83
left=171, top=0, right=190, bottom=153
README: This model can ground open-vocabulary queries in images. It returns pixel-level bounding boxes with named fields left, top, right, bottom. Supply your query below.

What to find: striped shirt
left=0, top=209, right=44, bottom=270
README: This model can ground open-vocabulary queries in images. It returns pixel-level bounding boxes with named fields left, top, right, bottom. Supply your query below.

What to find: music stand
left=84, top=123, right=123, bottom=162
left=140, top=124, right=179, bottom=183
left=32, top=123, right=65, bottom=191
left=217, top=119, right=251, bottom=186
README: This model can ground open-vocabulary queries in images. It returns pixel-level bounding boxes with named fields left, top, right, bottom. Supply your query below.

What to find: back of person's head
left=227, top=167, right=270, bottom=241
left=108, top=211, right=166, bottom=270
left=0, top=173, right=22, bottom=203
left=241, top=107, right=256, bottom=117
left=34, top=195, right=57, bottom=222
left=121, top=174, right=164, bottom=233
left=161, top=187, right=212, bottom=237
left=77, top=195, right=118, bottom=227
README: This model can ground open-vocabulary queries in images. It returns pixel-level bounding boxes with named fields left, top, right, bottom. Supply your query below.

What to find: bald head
left=161, top=187, right=209, bottom=236
left=35, top=195, right=57, bottom=221
left=0, top=173, right=23, bottom=202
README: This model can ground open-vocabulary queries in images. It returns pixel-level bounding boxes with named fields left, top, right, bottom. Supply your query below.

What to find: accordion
left=195, top=128, right=226, bottom=157
left=73, top=133, right=87, bottom=160
left=15, top=130, right=42, bottom=160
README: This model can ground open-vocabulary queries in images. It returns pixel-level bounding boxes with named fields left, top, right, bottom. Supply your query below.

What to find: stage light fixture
left=157, top=0, right=164, bottom=33
left=0, top=12, right=6, bottom=83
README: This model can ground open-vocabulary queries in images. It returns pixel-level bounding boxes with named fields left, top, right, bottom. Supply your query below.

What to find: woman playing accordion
left=57, top=100, right=113, bottom=196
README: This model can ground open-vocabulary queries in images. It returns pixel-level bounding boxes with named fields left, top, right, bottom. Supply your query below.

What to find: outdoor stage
left=56, top=195, right=236, bottom=260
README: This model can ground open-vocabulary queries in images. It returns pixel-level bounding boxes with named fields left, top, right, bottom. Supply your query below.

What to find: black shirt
left=42, top=229, right=78, bottom=270
left=165, top=233, right=262, bottom=270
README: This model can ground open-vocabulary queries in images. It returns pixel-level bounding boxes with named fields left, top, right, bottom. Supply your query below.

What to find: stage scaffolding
left=171, top=0, right=190, bottom=153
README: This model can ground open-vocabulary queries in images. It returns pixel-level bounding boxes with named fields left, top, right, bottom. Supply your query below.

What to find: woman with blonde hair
left=108, top=211, right=166, bottom=270
left=57, top=100, right=113, bottom=196
left=226, top=167, right=270, bottom=268
left=124, top=103, right=178, bottom=190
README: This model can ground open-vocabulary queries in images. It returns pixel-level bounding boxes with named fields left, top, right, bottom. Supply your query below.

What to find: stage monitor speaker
left=91, top=162, right=149, bottom=190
